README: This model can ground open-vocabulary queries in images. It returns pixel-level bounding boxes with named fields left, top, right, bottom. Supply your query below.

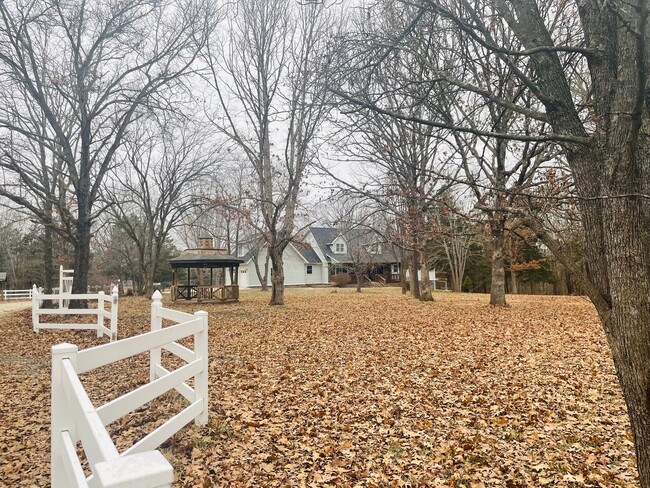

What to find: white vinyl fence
left=59, top=266, right=74, bottom=309
left=32, top=285, right=119, bottom=341
left=51, top=291, right=209, bottom=488
left=3, top=288, right=34, bottom=300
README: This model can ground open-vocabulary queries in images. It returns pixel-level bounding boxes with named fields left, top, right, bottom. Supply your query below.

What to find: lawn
left=0, top=288, right=638, bottom=487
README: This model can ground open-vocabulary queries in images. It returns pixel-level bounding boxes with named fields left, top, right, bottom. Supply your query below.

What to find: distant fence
left=59, top=266, right=74, bottom=309
left=3, top=288, right=34, bottom=300
left=50, top=291, right=209, bottom=487
left=32, top=285, right=119, bottom=341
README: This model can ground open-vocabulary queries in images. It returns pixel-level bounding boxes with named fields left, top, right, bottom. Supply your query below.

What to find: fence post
left=92, top=451, right=173, bottom=488
left=51, top=343, right=78, bottom=488
left=97, top=291, right=105, bottom=338
left=59, top=265, right=63, bottom=309
left=194, top=310, right=209, bottom=425
left=32, top=284, right=39, bottom=333
left=111, top=286, right=119, bottom=342
left=150, top=291, right=163, bottom=382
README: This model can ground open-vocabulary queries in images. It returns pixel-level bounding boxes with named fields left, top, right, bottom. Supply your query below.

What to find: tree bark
left=400, top=256, right=408, bottom=294
left=43, top=224, right=54, bottom=294
left=419, top=249, right=433, bottom=301
left=253, top=251, right=270, bottom=292
left=594, top=195, right=650, bottom=487
left=356, top=272, right=362, bottom=292
left=510, top=269, right=518, bottom=295
left=489, top=217, right=507, bottom=306
left=269, top=247, right=285, bottom=305
left=409, top=250, right=420, bottom=299
left=70, top=216, right=91, bottom=308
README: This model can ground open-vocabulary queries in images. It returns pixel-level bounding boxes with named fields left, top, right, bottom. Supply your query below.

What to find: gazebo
left=169, top=238, right=244, bottom=302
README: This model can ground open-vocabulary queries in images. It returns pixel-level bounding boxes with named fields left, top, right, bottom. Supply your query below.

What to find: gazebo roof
left=169, top=253, right=244, bottom=268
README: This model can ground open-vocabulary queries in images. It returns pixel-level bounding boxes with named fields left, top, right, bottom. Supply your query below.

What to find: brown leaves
left=0, top=290, right=639, bottom=487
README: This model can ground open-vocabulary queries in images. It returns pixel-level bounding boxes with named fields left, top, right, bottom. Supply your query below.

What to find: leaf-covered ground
left=0, top=288, right=638, bottom=487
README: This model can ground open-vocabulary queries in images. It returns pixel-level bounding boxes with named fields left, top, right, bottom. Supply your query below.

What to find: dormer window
left=335, top=243, right=345, bottom=253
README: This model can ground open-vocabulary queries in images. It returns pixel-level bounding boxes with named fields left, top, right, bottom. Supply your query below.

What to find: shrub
left=331, top=273, right=351, bottom=288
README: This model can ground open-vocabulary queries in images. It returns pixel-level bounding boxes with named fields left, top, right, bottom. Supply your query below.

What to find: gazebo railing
left=171, top=284, right=239, bottom=302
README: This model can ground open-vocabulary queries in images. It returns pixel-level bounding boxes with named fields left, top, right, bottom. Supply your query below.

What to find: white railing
left=3, top=288, right=34, bottom=300
left=51, top=291, right=209, bottom=488
left=59, top=265, right=74, bottom=309
left=32, top=285, right=120, bottom=341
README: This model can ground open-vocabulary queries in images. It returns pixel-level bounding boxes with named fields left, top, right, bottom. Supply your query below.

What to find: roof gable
left=308, top=226, right=398, bottom=263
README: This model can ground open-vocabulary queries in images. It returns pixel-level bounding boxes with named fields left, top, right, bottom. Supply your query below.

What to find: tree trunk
left=269, top=247, right=285, bottom=305
left=450, top=266, right=462, bottom=292
left=70, top=215, right=91, bottom=308
left=489, top=218, right=507, bottom=306
left=409, top=250, right=420, bottom=299
left=143, top=265, right=154, bottom=297
left=419, top=250, right=433, bottom=301
left=510, top=269, right=518, bottom=295
left=252, top=251, right=270, bottom=292
left=400, top=257, right=408, bottom=294
left=43, top=224, right=54, bottom=294
left=356, top=272, right=362, bottom=292
left=592, top=199, right=650, bottom=487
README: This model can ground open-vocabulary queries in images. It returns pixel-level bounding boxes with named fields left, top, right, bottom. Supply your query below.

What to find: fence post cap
left=151, top=290, right=163, bottom=302
left=52, top=343, right=78, bottom=354
left=32, top=284, right=37, bottom=290
left=194, top=310, right=208, bottom=317
left=92, top=450, right=173, bottom=487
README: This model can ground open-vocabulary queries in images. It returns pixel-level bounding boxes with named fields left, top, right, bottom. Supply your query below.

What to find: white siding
left=304, top=231, right=330, bottom=283
left=283, top=245, right=309, bottom=285
left=232, top=241, right=328, bottom=288
left=405, top=269, right=437, bottom=282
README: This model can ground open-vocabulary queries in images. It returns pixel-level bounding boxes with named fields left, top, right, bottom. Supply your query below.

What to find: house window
left=335, top=243, right=345, bottom=253
left=307, top=265, right=313, bottom=274
left=391, top=263, right=399, bottom=274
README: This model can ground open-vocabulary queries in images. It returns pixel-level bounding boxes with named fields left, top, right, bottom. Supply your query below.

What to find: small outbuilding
left=169, top=237, right=244, bottom=302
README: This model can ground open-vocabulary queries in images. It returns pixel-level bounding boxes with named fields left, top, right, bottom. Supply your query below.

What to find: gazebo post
left=187, top=266, right=191, bottom=301
left=172, top=269, right=177, bottom=301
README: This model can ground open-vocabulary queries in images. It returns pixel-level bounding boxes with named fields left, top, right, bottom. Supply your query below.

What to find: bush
left=331, top=273, right=351, bottom=288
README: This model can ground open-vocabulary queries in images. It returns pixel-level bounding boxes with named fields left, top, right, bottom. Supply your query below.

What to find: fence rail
left=51, top=291, right=209, bottom=488
left=3, top=288, right=34, bottom=300
left=32, top=285, right=119, bottom=341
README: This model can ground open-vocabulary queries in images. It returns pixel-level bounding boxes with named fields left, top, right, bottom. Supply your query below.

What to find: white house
left=233, top=226, right=445, bottom=289
left=233, top=241, right=327, bottom=288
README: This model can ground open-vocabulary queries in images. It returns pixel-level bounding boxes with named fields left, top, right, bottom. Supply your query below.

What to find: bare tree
left=0, top=0, right=214, bottom=297
left=333, top=0, right=650, bottom=482
left=106, top=118, right=213, bottom=296
left=326, top=0, right=471, bottom=301
left=431, top=197, right=475, bottom=292
left=204, top=0, right=336, bottom=305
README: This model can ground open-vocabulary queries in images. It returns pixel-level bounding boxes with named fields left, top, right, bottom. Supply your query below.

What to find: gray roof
left=309, top=226, right=399, bottom=264
left=291, top=242, right=322, bottom=263
left=169, top=254, right=244, bottom=268
left=240, top=242, right=323, bottom=264
left=309, top=227, right=343, bottom=261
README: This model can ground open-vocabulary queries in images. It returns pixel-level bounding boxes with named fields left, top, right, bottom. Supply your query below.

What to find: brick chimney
left=198, top=237, right=214, bottom=249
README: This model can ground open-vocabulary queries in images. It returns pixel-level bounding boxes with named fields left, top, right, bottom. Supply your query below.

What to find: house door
left=239, top=268, right=248, bottom=288
left=306, top=265, right=314, bottom=284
